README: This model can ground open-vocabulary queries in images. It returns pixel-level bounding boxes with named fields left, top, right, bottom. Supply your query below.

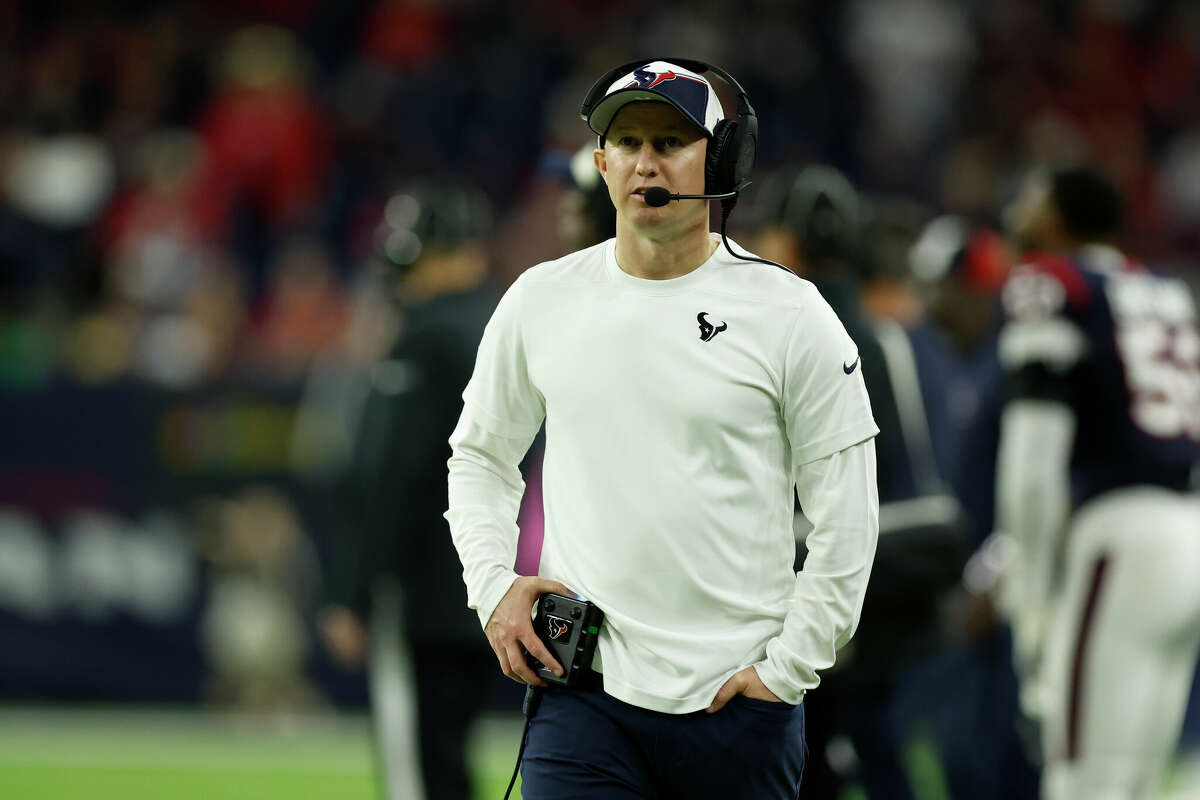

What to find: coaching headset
left=579, top=57, right=792, bottom=275
left=579, top=57, right=758, bottom=206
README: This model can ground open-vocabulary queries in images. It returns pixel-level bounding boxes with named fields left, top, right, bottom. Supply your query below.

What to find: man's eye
left=664, top=136, right=681, bottom=148
left=617, top=136, right=636, bottom=147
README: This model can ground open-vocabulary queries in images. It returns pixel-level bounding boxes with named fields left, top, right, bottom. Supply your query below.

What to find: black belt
left=576, top=668, right=605, bottom=691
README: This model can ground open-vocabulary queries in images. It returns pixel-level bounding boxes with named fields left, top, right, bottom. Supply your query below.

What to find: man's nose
left=635, top=143, right=660, bottom=176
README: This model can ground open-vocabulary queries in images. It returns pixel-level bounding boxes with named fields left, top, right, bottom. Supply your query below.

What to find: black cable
left=503, top=685, right=544, bottom=800
left=718, top=198, right=798, bottom=277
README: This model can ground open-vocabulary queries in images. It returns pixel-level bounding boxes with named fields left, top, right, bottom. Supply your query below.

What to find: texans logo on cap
left=546, top=617, right=570, bottom=640
left=628, top=67, right=678, bottom=90
left=585, top=60, right=724, bottom=140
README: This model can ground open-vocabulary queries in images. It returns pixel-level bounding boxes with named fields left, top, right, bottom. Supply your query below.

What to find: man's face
left=594, top=102, right=709, bottom=235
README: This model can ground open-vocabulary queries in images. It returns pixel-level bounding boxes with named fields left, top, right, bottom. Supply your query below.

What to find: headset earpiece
left=706, top=96, right=758, bottom=197
left=705, top=119, right=739, bottom=195
left=734, top=102, right=758, bottom=188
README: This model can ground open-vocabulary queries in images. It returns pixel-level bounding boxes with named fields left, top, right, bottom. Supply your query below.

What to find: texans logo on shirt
left=697, top=312, right=728, bottom=342
left=546, top=616, right=571, bottom=641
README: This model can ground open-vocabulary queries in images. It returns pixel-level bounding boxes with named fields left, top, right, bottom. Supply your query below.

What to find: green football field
left=0, top=706, right=523, bottom=800
left=0, top=706, right=899, bottom=800
left=0, top=705, right=950, bottom=800
left=2, top=706, right=1196, bottom=799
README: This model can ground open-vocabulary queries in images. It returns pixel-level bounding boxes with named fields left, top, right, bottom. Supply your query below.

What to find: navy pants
left=521, top=683, right=806, bottom=799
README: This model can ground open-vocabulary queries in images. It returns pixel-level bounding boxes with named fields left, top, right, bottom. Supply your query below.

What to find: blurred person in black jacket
left=750, top=166, right=970, bottom=800
left=318, top=181, right=497, bottom=800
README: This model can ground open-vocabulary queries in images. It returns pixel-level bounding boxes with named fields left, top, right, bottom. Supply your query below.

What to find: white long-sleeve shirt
left=446, top=236, right=880, bottom=713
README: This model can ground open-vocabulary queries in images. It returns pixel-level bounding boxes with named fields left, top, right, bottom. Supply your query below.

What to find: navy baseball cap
left=584, top=60, right=725, bottom=140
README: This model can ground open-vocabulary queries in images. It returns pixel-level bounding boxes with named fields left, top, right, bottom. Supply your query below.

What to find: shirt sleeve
left=445, top=275, right=546, bottom=629
left=993, top=399, right=1076, bottom=681
left=755, top=439, right=880, bottom=703
left=781, top=292, right=880, bottom=465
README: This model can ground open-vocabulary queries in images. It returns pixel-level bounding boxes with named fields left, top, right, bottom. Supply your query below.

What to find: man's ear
left=593, top=148, right=607, bottom=184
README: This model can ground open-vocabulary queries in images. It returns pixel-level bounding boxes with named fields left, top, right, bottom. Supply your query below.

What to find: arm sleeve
left=755, top=296, right=880, bottom=702
left=992, top=260, right=1084, bottom=674
left=444, top=276, right=546, bottom=629
left=780, top=294, right=880, bottom=464
left=993, top=399, right=1076, bottom=671
left=365, top=329, right=459, bottom=586
left=323, top=373, right=400, bottom=618
left=756, top=439, right=879, bottom=703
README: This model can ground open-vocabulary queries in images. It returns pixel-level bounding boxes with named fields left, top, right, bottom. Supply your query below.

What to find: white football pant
left=1040, top=488, right=1200, bottom=800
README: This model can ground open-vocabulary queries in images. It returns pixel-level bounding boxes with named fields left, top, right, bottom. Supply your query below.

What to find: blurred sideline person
left=447, top=59, right=880, bottom=798
left=902, top=217, right=1042, bottom=800
left=906, top=216, right=1011, bottom=518
left=856, top=195, right=928, bottom=328
left=558, top=142, right=619, bottom=253
left=994, top=166, right=1200, bottom=799
left=318, top=181, right=498, bottom=800
left=752, top=166, right=970, bottom=800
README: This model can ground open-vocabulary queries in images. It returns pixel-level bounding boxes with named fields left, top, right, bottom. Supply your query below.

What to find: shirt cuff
left=475, top=569, right=522, bottom=630
left=753, top=656, right=808, bottom=706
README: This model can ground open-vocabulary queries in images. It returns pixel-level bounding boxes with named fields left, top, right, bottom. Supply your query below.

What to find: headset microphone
left=640, top=186, right=796, bottom=277
left=643, top=186, right=738, bottom=207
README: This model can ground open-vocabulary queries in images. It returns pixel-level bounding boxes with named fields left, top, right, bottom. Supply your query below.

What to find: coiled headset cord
left=503, top=685, right=544, bottom=800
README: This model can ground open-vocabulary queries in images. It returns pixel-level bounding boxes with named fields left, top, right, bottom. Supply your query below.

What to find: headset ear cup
left=736, top=111, right=757, bottom=191
left=706, top=119, right=741, bottom=195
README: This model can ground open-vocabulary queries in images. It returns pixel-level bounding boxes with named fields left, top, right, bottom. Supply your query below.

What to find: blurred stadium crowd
left=2, top=0, right=1198, bottom=391
left=1, top=0, right=1199, bottom=798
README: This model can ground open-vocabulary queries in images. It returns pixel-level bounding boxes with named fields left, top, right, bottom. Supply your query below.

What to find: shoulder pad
left=1003, top=254, right=1092, bottom=320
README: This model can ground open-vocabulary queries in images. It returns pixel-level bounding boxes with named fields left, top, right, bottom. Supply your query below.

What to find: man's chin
left=624, top=205, right=669, bottom=226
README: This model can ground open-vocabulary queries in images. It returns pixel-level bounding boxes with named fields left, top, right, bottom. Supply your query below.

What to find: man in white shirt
left=446, top=59, right=880, bottom=799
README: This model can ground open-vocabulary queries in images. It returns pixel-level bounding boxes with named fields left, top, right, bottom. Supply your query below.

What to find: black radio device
left=503, top=595, right=605, bottom=799
left=527, top=593, right=604, bottom=687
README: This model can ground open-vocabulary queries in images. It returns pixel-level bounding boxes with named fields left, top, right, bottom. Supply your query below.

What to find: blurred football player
left=995, top=166, right=1200, bottom=799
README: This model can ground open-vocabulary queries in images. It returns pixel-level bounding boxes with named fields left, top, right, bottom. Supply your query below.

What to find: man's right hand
left=485, top=576, right=573, bottom=686
left=318, top=605, right=368, bottom=670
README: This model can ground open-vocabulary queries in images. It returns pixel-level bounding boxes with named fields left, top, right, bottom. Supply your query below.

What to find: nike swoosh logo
left=843, top=356, right=860, bottom=375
